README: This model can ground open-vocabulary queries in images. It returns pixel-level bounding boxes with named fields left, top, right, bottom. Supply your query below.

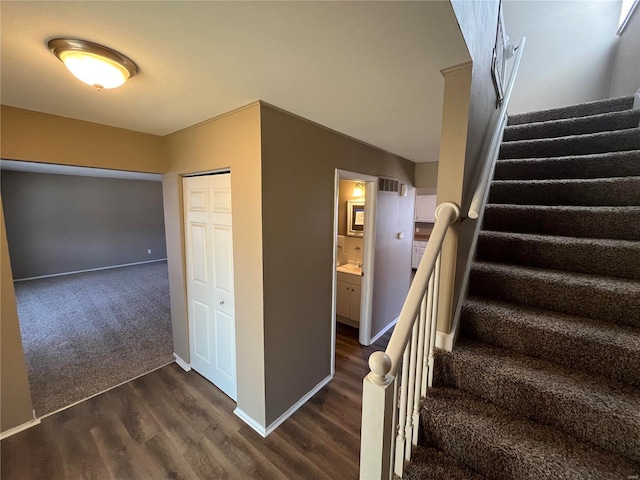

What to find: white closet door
left=183, top=173, right=236, bottom=400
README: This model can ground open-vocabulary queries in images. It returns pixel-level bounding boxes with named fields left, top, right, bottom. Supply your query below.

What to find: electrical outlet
left=147, top=249, right=152, bottom=254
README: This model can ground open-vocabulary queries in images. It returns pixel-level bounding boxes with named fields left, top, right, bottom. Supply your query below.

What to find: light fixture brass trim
left=47, top=38, right=138, bottom=87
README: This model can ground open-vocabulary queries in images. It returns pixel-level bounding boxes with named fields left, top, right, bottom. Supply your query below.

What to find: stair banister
left=381, top=203, right=459, bottom=377
left=360, top=37, right=526, bottom=480
left=469, top=36, right=526, bottom=220
left=360, top=202, right=460, bottom=480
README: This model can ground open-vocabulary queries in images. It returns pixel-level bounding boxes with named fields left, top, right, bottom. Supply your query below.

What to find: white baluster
left=428, top=254, right=441, bottom=388
left=412, top=293, right=427, bottom=446
left=404, top=318, right=419, bottom=460
left=389, top=376, right=399, bottom=480
left=394, top=347, right=410, bottom=477
left=421, top=272, right=435, bottom=397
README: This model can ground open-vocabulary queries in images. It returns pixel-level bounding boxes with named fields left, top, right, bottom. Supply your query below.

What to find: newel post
left=360, top=351, right=395, bottom=480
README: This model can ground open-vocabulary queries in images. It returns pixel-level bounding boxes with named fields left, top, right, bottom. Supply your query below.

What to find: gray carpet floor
left=404, top=96, right=640, bottom=479
left=14, top=261, right=173, bottom=416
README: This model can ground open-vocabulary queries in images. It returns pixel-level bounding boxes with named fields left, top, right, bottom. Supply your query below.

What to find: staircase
left=404, top=96, right=640, bottom=479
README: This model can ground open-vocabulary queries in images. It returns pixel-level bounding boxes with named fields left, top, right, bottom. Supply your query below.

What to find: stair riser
left=460, top=302, right=640, bottom=387
left=403, top=447, right=488, bottom=480
left=483, top=205, right=640, bottom=240
left=488, top=177, right=640, bottom=206
left=503, top=110, right=640, bottom=142
left=476, top=233, right=640, bottom=280
left=499, top=129, right=640, bottom=159
left=469, top=266, right=640, bottom=327
left=436, top=352, right=640, bottom=461
left=494, top=152, right=640, bottom=180
left=507, top=97, right=634, bottom=125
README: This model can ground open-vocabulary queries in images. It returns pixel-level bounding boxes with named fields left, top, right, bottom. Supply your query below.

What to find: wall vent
left=378, top=177, right=400, bottom=193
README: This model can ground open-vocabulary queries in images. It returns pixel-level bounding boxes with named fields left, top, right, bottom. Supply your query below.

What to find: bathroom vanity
left=336, top=264, right=362, bottom=327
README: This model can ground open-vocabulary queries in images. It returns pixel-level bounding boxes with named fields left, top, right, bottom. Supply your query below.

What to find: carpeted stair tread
left=435, top=340, right=640, bottom=460
left=461, top=297, right=640, bottom=385
left=469, top=261, right=640, bottom=327
left=494, top=150, right=640, bottom=180
left=476, top=231, right=640, bottom=280
left=507, top=96, right=634, bottom=126
left=488, top=176, right=640, bottom=206
left=483, top=204, right=640, bottom=240
left=499, top=128, right=640, bottom=159
left=403, top=446, right=489, bottom=480
left=503, top=108, right=640, bottom=142
left=420, top=388, right=640, bottom=480
left=408, top=96, right=640, bottom=477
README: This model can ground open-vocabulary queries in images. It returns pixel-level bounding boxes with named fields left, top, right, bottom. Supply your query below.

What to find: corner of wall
left=0, top=196, right=34, bottom=433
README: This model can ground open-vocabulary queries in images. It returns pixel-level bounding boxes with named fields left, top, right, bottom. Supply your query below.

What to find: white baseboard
left=173, top=353, right=191, bottom=372
left=14, top=258, right=168, bottom=282
left=234, top=374, right=333, bottom=438
left=233, top=408, right=268, bottom=437
left=369, top=316, right=398, bottom=345
left=0, top=418, right=41, bottom=440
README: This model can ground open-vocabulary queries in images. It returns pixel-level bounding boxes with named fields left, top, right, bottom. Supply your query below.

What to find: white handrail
left=375, top=203, right=460, bottom=378
left=360, top=202, right=459, bottom=480
left=468, top=36, right=526, bottom=220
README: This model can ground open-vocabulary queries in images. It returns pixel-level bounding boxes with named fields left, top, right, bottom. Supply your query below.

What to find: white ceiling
left=0, top=1, right=470, bottom=164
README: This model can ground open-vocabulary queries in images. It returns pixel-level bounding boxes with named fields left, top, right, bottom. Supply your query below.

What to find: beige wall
left=1, top=106, right=167, bottom=172
left=163, top=103, right=266, bottom=426
left=260, top=103, right=415, bottom=425
left=0, top=107, right=167, bottom=434
left=503, top=1, right=620, bottom=114
left=610, top=7, right=640, bottom=97
left=1, top=196, right=35, bottom=432
left=414, top=161, right=439, bottom=189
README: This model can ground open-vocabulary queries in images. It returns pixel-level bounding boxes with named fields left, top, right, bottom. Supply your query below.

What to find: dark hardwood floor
left=1, top=323, right=391, bottom=480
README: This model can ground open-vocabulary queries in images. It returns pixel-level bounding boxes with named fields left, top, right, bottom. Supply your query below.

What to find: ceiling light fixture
left=48, top=38, right=138, bottom=91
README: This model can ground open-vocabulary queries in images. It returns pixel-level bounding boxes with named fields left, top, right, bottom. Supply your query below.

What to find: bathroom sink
left=337, top=263, right=363, bottom=276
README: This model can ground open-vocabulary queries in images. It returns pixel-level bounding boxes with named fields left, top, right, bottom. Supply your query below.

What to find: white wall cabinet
left=337, top=272, right=362, bottom=326
left=412, top=241, right=428, bottom=269
left=415, top=194, right=437, bottom=223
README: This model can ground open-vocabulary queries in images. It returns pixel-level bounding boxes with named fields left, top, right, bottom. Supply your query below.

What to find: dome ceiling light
left=47, top=38, right=138, bottom=91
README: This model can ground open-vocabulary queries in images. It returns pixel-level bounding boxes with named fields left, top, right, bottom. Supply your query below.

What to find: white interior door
left=183, top=173, right=237, bottom=400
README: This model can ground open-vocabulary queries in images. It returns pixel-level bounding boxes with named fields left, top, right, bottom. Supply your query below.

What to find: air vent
left=378, top=177, right=400, bottom=193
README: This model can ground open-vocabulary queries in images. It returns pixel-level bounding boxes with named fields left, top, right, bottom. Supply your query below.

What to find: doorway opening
left=331, top=170, right=377, bottom=375
left=1, top=160, right=172, bottom=417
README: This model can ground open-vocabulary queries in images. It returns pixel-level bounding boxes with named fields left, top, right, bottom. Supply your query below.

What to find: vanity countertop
left=337, top=263, right=363, bottom=276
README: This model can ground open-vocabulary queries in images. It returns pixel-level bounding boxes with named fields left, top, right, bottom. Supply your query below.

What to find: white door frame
left=331, top=169, right=377, bottom=376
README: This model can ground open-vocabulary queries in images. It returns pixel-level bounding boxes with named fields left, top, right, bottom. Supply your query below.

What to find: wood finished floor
left=1, top=324, right=391, bottom=480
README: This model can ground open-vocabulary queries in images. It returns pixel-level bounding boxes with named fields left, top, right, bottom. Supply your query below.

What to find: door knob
left=220, top=300, right=225, bottom=305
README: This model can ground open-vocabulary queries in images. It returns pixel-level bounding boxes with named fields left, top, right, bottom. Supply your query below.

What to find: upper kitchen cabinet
left=415, top=194, right=436, bottom=223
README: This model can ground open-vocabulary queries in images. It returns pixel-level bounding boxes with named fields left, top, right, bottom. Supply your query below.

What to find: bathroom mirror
left=347, top=200, right=365, bottom=237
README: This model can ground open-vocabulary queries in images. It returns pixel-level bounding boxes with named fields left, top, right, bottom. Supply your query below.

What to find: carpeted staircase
left=404, top=96, right=640, bottom=479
